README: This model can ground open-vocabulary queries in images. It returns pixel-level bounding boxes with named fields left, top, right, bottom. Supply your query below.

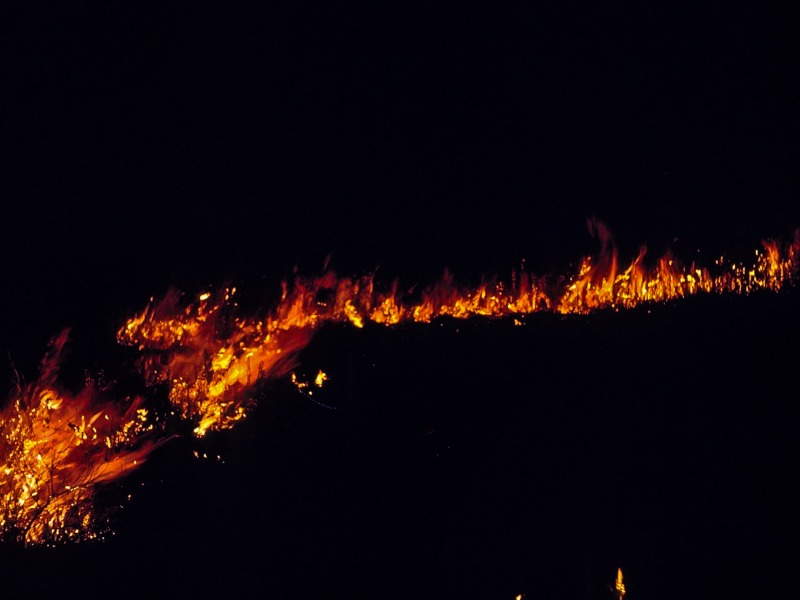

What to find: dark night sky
left=2, top=3, right=800, bottom=599
left=4, top=4, right=799, bottom=322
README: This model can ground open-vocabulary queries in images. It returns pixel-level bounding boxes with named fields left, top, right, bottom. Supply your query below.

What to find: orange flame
left=119, top=287, right=317, bottom=437
left=558, top=220, right=799, bottom=313
left=5, top=224, right=795, bottom=545
left=119, top=225, right=799, bottom=437
left=1, top=331, right=164, bottom=545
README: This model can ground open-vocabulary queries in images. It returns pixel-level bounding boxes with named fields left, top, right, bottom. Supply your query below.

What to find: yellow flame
left=314, top=371, right=328, bottom=387
left=616, top=567, right=626, bottom=599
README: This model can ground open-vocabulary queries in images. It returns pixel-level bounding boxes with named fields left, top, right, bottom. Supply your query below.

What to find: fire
left=119, top=224, right=799, bottom=438
left=2, top=223, right=798, bottom=545
left=2, top=223, right=794, bottom=546
left=118, top=287, right=318, bottom=437
left=119, top=269, right=555, bottom=435
left=290, top=370, right=328, bottom=394
left=615, top=567, right=626, bottom=599
left=557, top=220, right=799, bottom=313
left=0, top=331, right=164, bottom=545
left=314, top=370, right=328, bottom=387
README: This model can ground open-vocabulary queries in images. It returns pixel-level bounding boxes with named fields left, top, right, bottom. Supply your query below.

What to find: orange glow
left=119, top=225, right=799, bottom=437
left=0, top=331, right=164, bottom=545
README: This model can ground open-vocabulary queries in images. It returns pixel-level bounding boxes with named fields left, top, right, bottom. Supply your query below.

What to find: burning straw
left=3, top=223, right=799, bottom=544
left=120, top=224, right=799, bottom=437
left=1, top=331, right=165, bottom=545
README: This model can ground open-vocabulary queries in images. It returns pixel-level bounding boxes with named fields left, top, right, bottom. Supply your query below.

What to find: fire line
left=2, top=223, right=799, bottom=544
left=119, top=223, right=799, bottom=438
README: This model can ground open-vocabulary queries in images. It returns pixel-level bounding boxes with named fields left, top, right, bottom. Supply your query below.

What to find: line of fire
left=2, top=224, right=798, bottom=547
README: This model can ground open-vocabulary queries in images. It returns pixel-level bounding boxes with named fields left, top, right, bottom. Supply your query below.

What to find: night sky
left=3, top=3, right=800, bottom=599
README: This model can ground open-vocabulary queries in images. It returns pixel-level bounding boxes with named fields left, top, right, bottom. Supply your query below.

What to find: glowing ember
left=119, top=224, right=799, bottom=438
left=0, top=331, right=164, bottom=545
left=290, top=370, right=328, bottom=397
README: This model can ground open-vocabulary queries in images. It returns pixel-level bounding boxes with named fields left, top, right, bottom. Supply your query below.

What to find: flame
left=0, top=331, right=164, bottom=545
left=290, top=370, right=329, bottom=403
left=3, top=223, right=797, bottom=545
left=119, top=269, right=555, bottom=435
left=558, top=220, right=800, bottom=313
left=615, top=567, right=626, bottom=599
left=119, top=224, right=799, bottom=438
left=314, top=370, right=328, bottom=388
left=119, top=287, right=317, bottom=437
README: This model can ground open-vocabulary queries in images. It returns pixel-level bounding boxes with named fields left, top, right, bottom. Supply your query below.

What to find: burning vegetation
left=119, top=225, right=799, bottom=436
left=2, top=224, right=799, bottom=544
left=558, top=221, right=799, bottom=313
left=0, top=331, right=163, bottom=545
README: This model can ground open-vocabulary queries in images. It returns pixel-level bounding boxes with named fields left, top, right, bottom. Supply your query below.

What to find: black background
left=2, top=3, right=799, bottom=599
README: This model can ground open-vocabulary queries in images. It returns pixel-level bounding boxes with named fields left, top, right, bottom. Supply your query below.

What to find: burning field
left=2, top=224, right=799, bottom=599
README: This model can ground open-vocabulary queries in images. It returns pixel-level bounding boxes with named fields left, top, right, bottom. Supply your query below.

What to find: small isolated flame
left=119, top=224, right=799, bottom=438
left=290, top=370, right=328, bottom=394
left=0, top=331, right=164, bottom=545
left=314, top=370, right=328, bottom=388
left=615, top=567, right=626, bottom=599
